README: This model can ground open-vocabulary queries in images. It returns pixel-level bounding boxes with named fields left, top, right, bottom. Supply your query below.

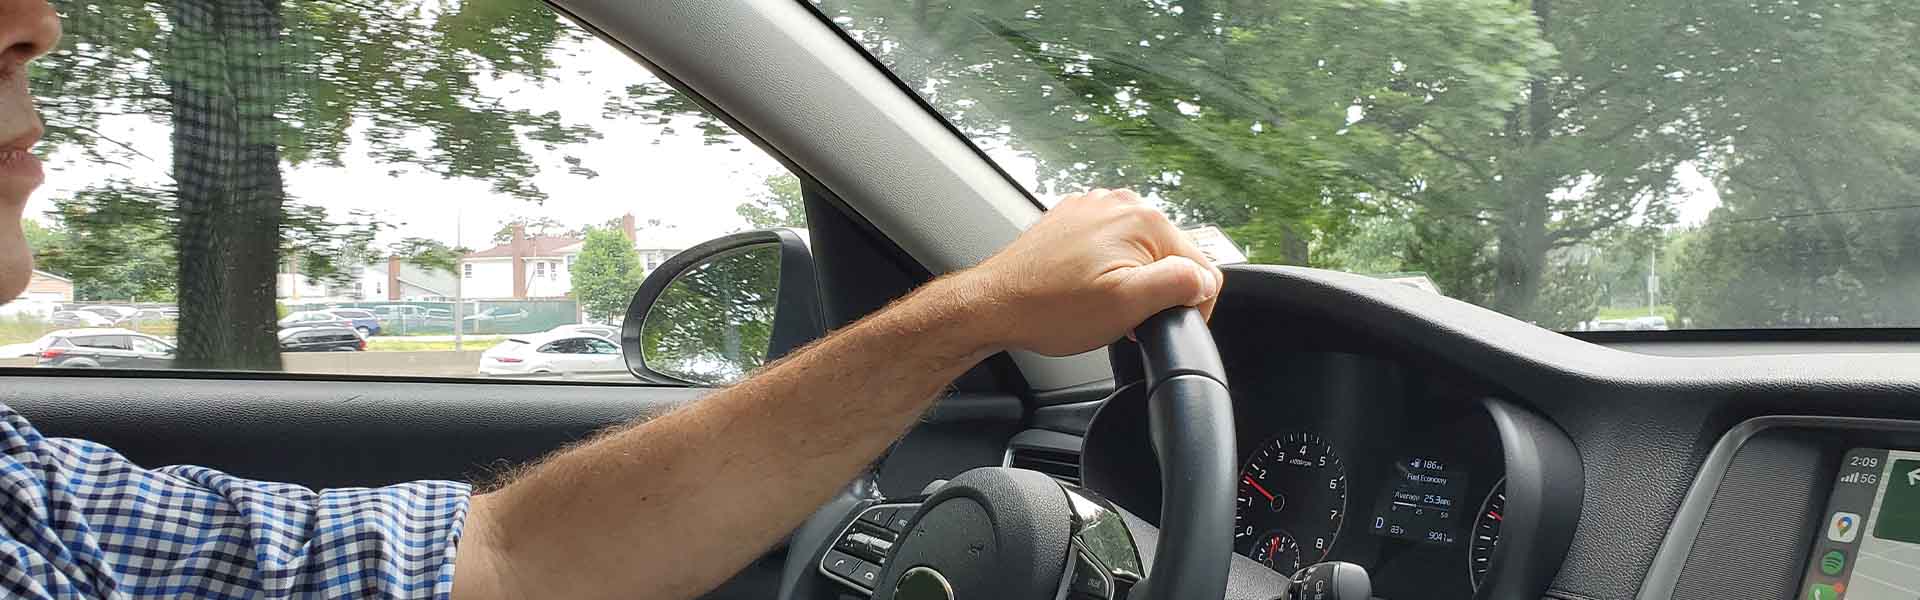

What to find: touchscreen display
left=1801, top=448, right=1920, bottom=600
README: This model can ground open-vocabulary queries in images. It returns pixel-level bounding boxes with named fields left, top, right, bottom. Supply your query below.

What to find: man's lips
left=0, top=149, right=45, bottom=185
left=0, top=126, right=46, bottom=183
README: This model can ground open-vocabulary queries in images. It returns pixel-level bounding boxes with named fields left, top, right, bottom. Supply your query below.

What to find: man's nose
left=0, top=0, right=61, bottom=70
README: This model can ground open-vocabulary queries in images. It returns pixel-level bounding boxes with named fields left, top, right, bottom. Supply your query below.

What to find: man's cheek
left=0, top=219, right=30, bottom=304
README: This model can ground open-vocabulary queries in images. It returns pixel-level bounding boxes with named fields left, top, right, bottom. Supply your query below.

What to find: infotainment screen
left=1801, top=448, right=1920, bottom=600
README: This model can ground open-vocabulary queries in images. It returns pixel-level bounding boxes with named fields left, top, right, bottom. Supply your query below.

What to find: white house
left=458, top=214, right=700, bottom=300
left=460, top=232, right=583, bottom=299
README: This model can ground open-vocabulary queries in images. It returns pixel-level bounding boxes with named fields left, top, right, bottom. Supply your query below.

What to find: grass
left=1595, top=304, right=1680, bottom=324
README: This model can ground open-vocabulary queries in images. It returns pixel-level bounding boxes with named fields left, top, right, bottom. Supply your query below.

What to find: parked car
left=35, top=329, right=176, bottom=369
left=277, top=326, right=366, bottom=352
left=128, top=308, right=175, bottom=322
left=278, top=310, right=353, bottom=330
left=325, top=308, right=383, bottom=337
left=546, top=323, right=619, bottom=340
left=49, top=311, right=114, bottom=328
left=77, top=305, right=136, bottom=324
left=478, top=333, right=623, bottom=377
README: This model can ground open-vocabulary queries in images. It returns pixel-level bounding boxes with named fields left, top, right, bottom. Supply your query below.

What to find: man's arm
left=451, top=189, right=1224, bottom=600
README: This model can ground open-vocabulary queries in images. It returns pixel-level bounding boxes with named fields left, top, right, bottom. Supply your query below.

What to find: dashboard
left=1081, top=345, right=1521, bottom=599
left=981, top=265, right=1920, bottom=600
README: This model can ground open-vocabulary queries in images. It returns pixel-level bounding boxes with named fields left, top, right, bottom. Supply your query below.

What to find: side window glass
left=25, top=1, right=805, bottom=380
left=585, top=339, right=619, bottom=355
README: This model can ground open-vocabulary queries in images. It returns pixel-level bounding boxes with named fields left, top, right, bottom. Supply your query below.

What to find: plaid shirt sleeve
left=0, top=404, right=472, bottom=599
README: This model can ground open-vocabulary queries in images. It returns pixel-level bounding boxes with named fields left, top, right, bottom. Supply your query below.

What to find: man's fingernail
left=1197, top=267, right=1217, bottom=300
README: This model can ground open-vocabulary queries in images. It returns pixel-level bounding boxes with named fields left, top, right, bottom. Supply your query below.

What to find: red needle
left=1268, top=536, right=1280, bottom=560
left=1244, top=476, right=1276, bottom=502
left=1487, top=511, right=1502, bottom=521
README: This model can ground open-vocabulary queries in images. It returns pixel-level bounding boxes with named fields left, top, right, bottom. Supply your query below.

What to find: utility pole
left=1647, top=246, right=1660, bottom=317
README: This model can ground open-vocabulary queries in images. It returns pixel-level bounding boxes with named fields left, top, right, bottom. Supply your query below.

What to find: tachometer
left=1235, top=431, right=1347, bottom=573
left=1469, top=478, right=1506, bottom=591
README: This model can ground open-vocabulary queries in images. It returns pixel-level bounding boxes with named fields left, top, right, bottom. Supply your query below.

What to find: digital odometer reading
left=1235, top=431, right=1347, bottom=574
left=1369, top=456, right=1469, bottom=545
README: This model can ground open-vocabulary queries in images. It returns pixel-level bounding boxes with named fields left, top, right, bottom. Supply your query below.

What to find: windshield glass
left=817, top=1, right=1920, bottom=331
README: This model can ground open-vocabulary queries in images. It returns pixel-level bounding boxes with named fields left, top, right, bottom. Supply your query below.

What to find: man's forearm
left=454, top=273, right=1001, bottom=600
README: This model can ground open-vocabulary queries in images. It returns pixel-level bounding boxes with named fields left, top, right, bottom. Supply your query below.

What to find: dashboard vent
left=1007, top=445, right=1082, bottom=485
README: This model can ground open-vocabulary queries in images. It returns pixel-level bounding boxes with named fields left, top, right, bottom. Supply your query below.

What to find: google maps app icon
left=1830, top=512, right=1862, bottom=543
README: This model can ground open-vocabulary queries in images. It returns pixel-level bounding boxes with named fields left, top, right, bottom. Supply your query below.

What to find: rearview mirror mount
left=621, top=228, right=824, bottom=385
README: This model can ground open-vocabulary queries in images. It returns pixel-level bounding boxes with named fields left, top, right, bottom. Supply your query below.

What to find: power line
left=1706, top=202, right=1920, bottom=227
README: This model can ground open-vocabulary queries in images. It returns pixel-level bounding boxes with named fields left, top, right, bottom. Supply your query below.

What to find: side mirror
left=621, top=229, right=824, bottom=385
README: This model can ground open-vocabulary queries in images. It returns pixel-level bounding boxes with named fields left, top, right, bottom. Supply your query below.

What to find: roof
left=30, top=269, right=71, bottom=283
left=463, top=236, right=583, bottom=259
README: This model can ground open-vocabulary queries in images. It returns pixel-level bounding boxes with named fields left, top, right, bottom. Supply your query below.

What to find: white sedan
left=478, top=332, right=625, bottom=377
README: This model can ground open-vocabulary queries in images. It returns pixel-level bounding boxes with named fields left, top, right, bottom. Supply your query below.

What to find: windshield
left=817, top=1, right=1920, bottom=331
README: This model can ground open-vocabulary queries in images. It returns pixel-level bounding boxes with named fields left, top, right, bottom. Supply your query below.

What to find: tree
left=492, top=216, right=570, bottom=245
left=36, top=183, right=178, bottom=302
left=1667, top=0, right=1920, bottom=328
left=737, top=173, right=805, bottom=229
left=35, top=0, right=601, bottom=368
left=569, top=228, right=644, bottom=323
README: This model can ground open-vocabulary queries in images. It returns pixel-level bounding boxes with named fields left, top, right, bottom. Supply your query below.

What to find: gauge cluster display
left=1368, top=456, right=1470, bottom=545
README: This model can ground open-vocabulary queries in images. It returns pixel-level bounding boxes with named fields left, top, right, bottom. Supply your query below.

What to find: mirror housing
left=621, top=228, right=824, bottom=385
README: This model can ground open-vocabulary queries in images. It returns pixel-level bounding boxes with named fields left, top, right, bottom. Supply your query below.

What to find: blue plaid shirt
left=0, top=404, right=471, bottom=599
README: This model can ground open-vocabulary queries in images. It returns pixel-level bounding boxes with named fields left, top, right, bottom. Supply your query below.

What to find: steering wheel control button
left=888, top=510, right=914, bottom=533
left=1066, top=549, right=1115, bottom=599
left=861, top=506, right=896, bottom=528
left=851, top=561, right=883, bottom=589
left=822, top=550, right=863, bottom=580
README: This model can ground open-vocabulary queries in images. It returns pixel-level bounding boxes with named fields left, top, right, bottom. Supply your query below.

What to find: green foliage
left=737, top=173, right=806, bottom=229
left=390, top=237, right=464, bottom=274
left=569, top=228, right=644, bottom=323
left=35, top=182, right=177, bottom=302
left=639, top=245, right=779, bottom=385
left=491, top=216, right=569, bottom=245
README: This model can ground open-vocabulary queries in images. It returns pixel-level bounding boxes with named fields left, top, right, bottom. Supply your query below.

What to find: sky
left=26, top=15, right=1722, bottom=259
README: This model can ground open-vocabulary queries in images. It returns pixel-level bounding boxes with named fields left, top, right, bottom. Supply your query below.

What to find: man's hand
left=454, top=188, right=1219, bottom=600
left=963, top=188, right=1224, bottom=356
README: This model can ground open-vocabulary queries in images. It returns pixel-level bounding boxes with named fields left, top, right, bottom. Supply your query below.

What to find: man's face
left=0, top=0, right=59, bottom=302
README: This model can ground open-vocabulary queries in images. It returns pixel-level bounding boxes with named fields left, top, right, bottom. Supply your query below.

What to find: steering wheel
left=859, top=307, right=1236, bottom=600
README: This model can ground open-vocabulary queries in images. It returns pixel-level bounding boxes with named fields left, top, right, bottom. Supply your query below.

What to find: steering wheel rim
left=1125, top=306, right=1237, bottom=600
left=806, top=307, right=1236, bottom=600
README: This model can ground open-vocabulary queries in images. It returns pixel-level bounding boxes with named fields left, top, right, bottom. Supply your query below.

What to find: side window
left=130, top=337, right=169, bottom=354
left=28, top=1, right=806, bottom=380
left=75, top=336, right=132, bottom=351
left=584, top=338, right=619, bottom=355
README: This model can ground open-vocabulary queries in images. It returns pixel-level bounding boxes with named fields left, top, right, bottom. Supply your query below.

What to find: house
left=277, top=258, right=459, bottom=303
left=458, top=214, right=697, bottom=300
left=461, top=228, right=583, bottom=299
left=361, top=256, right=458, bottom=301
left=0, top=270, right=73, bottom=318
left=20, top=270, right=73, bottom=303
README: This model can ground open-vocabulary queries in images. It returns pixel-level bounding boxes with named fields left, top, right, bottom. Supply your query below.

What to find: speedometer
left=1469, top=478, right=1506, bottom=591
left=1235, top=431, right=1347, bottom=574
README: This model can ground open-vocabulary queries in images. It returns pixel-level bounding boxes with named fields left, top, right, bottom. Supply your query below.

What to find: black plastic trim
left=1637, top=416, right=1920, bottom=600
left=1483, top=397, right=1585, bottom=600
